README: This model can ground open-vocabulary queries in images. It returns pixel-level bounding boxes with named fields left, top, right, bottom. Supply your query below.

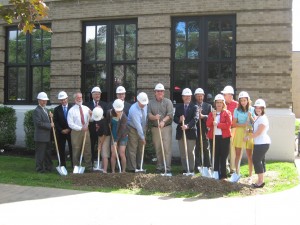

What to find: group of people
left=32, top=83, right=271, bottom=188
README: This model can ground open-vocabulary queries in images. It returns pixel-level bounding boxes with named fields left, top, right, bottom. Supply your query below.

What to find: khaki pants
left=151, top=125, right=172, bottom=171
left=178, top=138, right=196, bottom=172
left=126, top=126, right=144, bottom=171
left=71, top=130, right=92, bottom=170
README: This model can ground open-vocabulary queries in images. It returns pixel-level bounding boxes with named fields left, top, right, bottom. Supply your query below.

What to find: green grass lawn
left=0, top=156, right=299, bottom=197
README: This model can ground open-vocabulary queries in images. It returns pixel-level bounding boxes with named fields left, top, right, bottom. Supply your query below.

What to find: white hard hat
left=221, top=86, right=234, bottom=94
left=58, top=91, right=68, bottom=100
left=194, top=88, right=205, bottom=95
left=182, top=88, right=192, bottom=96
left=254, top=99, right=266, bottom=108
left=154, top=83, right=165, bottom=91
left=92, top=107, right=104, bottom=121
left=238, top=91, right=250, bottom=99
left=37, top=92, right=49, bottom=100
left=137, top=92, right=149, bottom=105
left=116, top=86, right=126, bottom=94
left=113, top=99, right=124, bottom=111
left=214, top=94, right=225, bottom=102
left=91, top=86, right=101, bottom=93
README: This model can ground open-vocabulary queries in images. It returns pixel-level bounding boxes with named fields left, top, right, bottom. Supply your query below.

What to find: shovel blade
left=56, top=166, right=68, bottom=176
left=73, top=166, right=85, bottom=174
left=202, top=167, right=210, bottom=177
left=212, top=171, right=219, bottom=180
left=135, top=169, right=146, bottom=173
left=161, top=172, right=172, bottom=177
left=183, top=172, right=195, bottom=176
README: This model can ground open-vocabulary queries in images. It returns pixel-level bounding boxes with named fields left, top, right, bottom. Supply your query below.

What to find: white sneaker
left=230, top=172, right=241, bottom=183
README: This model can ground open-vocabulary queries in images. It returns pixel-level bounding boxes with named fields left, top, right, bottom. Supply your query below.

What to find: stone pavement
left=0, top=158, right=300, bottom=225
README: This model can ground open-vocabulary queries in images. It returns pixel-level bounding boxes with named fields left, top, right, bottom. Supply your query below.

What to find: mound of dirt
left=66, top=172, right=264, bottom=198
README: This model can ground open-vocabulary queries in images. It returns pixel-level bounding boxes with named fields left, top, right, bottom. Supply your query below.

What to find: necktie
left=184, top=104, right=188, bottom=116
left=141, top=108, right=146, bottom=128
left=63, top=106, right=67, bottom=119
left=43, top=108, right=49, bottom=121
left=79, top=105, right=85, bottom=125
left=95, top=101, right=98, bottom=107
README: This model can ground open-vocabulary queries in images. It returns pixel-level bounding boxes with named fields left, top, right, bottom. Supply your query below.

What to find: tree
left=0, top=0, right=51, bottom=33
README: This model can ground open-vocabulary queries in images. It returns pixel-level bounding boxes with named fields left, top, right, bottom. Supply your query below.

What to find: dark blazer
left=194, top=101, right=212, bottom=134
left=53, top=104, right=73, bottom=134
left=107, top=101, right=131, bottom=116
left=33, top=105, right=52, bottom=142
left=173, top=102, right=199, bottom=140
left=85, top=100, right=108, bottom=115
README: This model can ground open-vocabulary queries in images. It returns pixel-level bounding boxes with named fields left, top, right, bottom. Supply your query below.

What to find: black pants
left=195, top=132, right=211, bottom=168
left=209, top=136, right=230, bottom=179
left=35, top=141, right=53, bottom=172
left=89, top=125, right=98, bottom=163
left=252, top=144, right=270, bottom=174
left=57, top=133, right=73, bottom=168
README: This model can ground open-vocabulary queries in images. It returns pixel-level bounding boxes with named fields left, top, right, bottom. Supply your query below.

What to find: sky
left=293, top=0, right=300, bottom=51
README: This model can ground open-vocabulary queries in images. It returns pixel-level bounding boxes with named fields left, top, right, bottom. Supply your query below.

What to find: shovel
left=197, top=109, right=209, bottom=176
left=73, top=130, right=87, bottom=174
left=135, top=144, right=146, bottom=173
left=158, top=119, right=172, bottom=177
left=50, top=117, right=68, bottom=176
left=210, top=111, right=219, bottom=179
left=93, top=143, right=103, bottom=172
left=109, top=125, right=122, bottom=173
left=182, top=119, right=194, bottom=176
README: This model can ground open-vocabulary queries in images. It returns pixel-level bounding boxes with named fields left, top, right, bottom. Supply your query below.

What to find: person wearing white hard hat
left=230, top=91, right=255, bottom=183
left=173, top=88, right=199, bottom=173
left=107, top=99, right=128, bottom=173
left=33, top=92, right=54, bottom=173
left=148, top=83, right=174, bottom=173
left=67, top=92, right=93, bottom=171
left=127, top=92, right=149, bottom=172
left=245, top=99, right=271, bottom=188
left=53, top=91, right=73, bottom=168
left=206, top=94, right=232, bottom=180
left=221, top=85, right=238, bottom=173
left=85, top=86, right=108, bottom=166
left=193, top=88, right=213, bottom=171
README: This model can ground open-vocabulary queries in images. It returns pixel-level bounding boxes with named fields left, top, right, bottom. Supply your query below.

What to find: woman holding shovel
left=107, top=99, right=128, bottom=173
left=206, top=94, right=232, bottom=180
left=230, top=91, right=255, bottom=183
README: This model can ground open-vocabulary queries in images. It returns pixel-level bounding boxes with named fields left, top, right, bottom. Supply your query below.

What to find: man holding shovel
left=33, top=92, right=54, bottom=173
left=148, top=83, right=173, bottom=174
left=67, top=92, right=93, bottom=172
left=174, top=88, right=199, bottom=174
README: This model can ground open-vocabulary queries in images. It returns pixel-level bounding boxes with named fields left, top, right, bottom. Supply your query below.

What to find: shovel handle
left=50, top=117, right=62, bottom=166
left=212, top=110, right=217, bottom=171
left=182, top=119, right=190, bottom=173
left=109, top=124, right=122, bottom=173
left=79, top=130, right=87, bottom=166
left=199, top=110, right=204, bottom=167
left=158, top=119, right=167, bottom=173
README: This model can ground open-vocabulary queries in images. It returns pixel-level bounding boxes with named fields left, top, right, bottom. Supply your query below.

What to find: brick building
left=0, top=0, right=295, bottom=160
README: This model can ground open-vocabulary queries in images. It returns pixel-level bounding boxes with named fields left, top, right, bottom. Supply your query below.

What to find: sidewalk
left=1, top=158, right=300, bottom=225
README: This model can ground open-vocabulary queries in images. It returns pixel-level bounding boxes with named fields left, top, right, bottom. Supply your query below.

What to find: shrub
left=24, top=110, right=35, bottom=150
left=295, top=119, right=300, bottom=135
left=0, top=106, right=17, bottom=148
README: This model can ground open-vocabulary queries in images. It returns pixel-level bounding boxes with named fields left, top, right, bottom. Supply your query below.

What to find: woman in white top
left=246, top=99, right=271, bottom=188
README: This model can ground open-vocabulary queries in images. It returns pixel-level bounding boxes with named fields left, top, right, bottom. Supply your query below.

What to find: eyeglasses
left=155, top=90, right=164, bottom=93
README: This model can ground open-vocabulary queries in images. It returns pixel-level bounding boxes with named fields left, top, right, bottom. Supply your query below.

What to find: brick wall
left=0, top=0, right=293, bottom=107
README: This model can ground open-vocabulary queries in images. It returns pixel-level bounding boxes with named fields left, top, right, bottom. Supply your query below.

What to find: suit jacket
left=33, top=105, right=52, bottom=142
left=107, top=101, right=131, bottom=116
left=194, top=101, right=212, bottom=134
left=53, top=104, right=73, bottom=134
left=174, top=102, right=199, bottom=140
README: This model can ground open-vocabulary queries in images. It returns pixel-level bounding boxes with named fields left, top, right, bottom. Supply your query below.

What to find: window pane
left=8, top=67, right=27, bottom=101
left=125, top=65, right=136, bottom=102
left=207, top=63, right=234, bottom=97
left=208, top=20, right=220, bottom=59
left=85, top=26, right=96, bottom=61
left=114, top=65, right=125, bottom=87
left=125, top=24, right=136, bottom=60
left=175, top=21, right=186, bottom=59
left=96, top=25, right=106, bottom=61
left=187, top=21, right=199, bottom=59
left=114, top=24, right=125, bottom=60
left=32, top=67, right=50, bottom=101
left=43, top=31, right=51, bottom=63
left=32, top=29, right=43, bottom=63
left=8, top=30, right=17, bottom=63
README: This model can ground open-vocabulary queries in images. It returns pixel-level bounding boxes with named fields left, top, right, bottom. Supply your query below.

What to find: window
left=171, top=16, right=236, bottom=103
left=5, top=26, right=51, bottom=104
left=83, top=20, right=137, bottom=103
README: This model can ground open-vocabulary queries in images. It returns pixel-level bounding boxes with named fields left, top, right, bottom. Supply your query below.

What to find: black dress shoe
left=252, top=182, right=265, bottom=188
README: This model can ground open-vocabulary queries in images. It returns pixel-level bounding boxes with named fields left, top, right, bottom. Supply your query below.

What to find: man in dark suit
left=107, top=86, right=131, bottom=116
left=173, top=88, right=199, bottom=173
left=33, top=92, right=54, bottom=173
left=53, top=91, right=73, bottom=168
left=84, top=86, right=108, bottom=165
left=193, top=88, right=213, bottom=171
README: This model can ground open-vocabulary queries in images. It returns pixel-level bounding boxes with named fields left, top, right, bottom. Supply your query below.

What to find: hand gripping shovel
left=210, top=111, right=219, bottom=180
left=158, top=119, right=172, bottom=177
left=109, top=125, right=122, bottom=173
left=51, top=117, right=68, bottom=176
left=135, top=144, right=146, bottom=173
left=182, top=119, right=194, bottom=176
left=73, top=130, right=87, bottom=174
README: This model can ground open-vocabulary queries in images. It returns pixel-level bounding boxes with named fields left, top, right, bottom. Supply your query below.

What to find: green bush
left=0, top=106, right=17, bottom=148
left=24, top=110, right=35, bottom=150
left=295, top=119, right=300, bottom=135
